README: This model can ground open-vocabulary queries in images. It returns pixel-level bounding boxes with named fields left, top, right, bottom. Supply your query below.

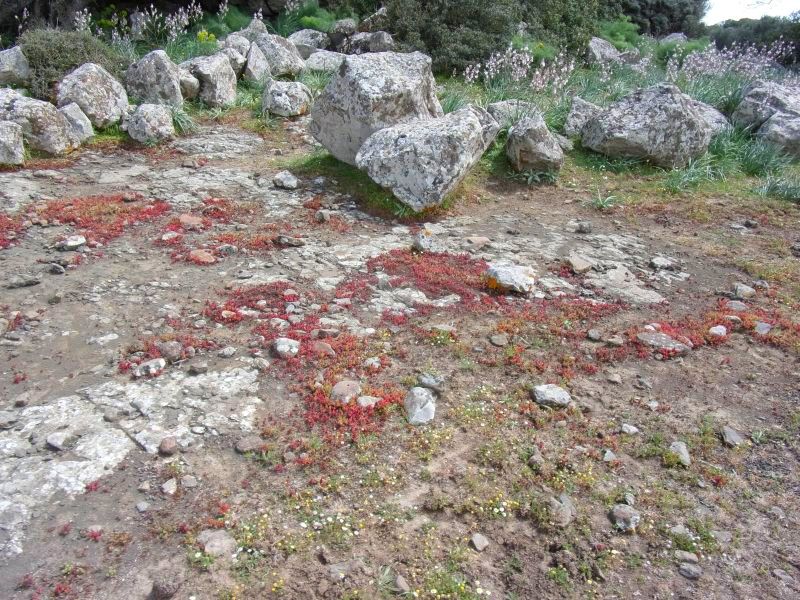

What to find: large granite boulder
left=758, top=112, right=800, bottom=157
left=0, top=88, right=75, bottom=155
left=581, top=83, right=712, bottom=168
left=125, top=50, right=183, bottom=108
left=0, top=120, right=25, bottom=165
left=236, top=18, right=269, bottom=42
left=179, top=69, right=200, bottom=101
left=310, top=52, right=443, bottom=165
left=243, top=43, right=270, bottom=83
left=56, top=63, right=129, bottom=128
left=586, top=37, right=622, bottom=65
left=0, top=47, right=31, bottom=87
left=223, top=34, right=252, bottom=57
left=329, top=18, right=357, bottom=49
left=124, top=104, right=175, bottom=144
left=506, top=113, right=564, bottom=173
left=355, top=105, right=499, bottom=211
left=305, top=50, right=346, bottom=73
left=183, top=54, right=237, bottom=108
left=564, top=97, right=602, bottom=138
left=288, top=29, right=330, bottom=59
left=262, top=80, right=313, bottom=117
left=254, top=34, right=305, bottom=77
left=58, top=102, right=94, bottom=145
left=691, top=99, right=730, bottom=136
left=732, top=80, right=800, bottom=130
left=344, top=31, right=395, bottom=54
left=220, top=47, right=246, bottom=76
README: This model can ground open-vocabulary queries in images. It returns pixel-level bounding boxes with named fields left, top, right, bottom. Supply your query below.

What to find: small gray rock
left=404, top=387, right=436, bottom=425
left=532, top=384, right=572, bottom=408
left=669, top=441, right=691, bottom=467
left=470, top=532, right=489, bottom=552
left=679, top=562, right=702, bottom=580
left=609, top=503, right=640, bottom=532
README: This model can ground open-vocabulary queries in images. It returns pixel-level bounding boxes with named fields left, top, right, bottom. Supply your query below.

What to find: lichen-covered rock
left=0, top=88, right=74, bottom=155
left=662, top=32, right=688, bottom=44
left=404, top=387, right=436, bottom=425
left=758, top=111, right=800, bottom=157
left=125, top=104, right=175, bottom=144
left=179, top=69, right=200, bottom=101
left=329, top=18, right=357, bottom=48
left=221, top=47, right=246, bottom=76
left=57, top=63, right=129, bottom=128
left=506, top=113, right=564, bottom=173
left=485, top=263, right=536, bottom=294
left=262, top=80, right=313, bottom=117
left=236, top=18, right=269, bottom=42
left=58, top=102, right=94, bottom=145
left=732, top=80, right=800, bottom=130
left=310, top=52, right=443, bottom=165
left=305, top=50, right=345, bottom=73
left=0, top=46, right=30, bottom=87
left=0, top=120, right=24, bottom=165
left=487, top=99, right=537, bottom=128
left=254, top=33, right=305, bottom=77
left=183, top=54, right=237, bottom=108
left=564, top=96, right=601, bottom=138
left=345, top=31, right=395, bottom=54
left=581, top=83, right=712, bottom=168
left=691, top=99, right=730, bottom=136
left=125, top=50, right=183, bottom=108
left=586, top=37, right=622, bottom=65
left=243, top=43, right=270, bottom=83
left=288, top=29, right=330, bottom=59
left=223, top=33, right=251, bottom=57
left=356, top=105, right=498, bottom=211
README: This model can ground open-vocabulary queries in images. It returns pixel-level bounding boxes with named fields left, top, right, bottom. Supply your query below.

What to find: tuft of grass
left=665, top=154, right=726, bottom=193
left=164, top=35, right=219, bottom=64
left=757, top=176, right=800, bottom=202
left=171, top=108, right=198, bottom=135
left=584, top=189, right=621, bottom=211
left=739, top=139, right=792, bottom=177
left=572, top=147, right=648, bottom=174
left=297, top=69, right=334, bottom=96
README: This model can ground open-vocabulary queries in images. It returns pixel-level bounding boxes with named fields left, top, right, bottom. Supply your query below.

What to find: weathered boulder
left=56, top=63, right=129, bottom=128
left=223, top=33, right=251, bottom=57
left=506, top=113, right=564, bottom=173
left=183, top=54, right=237, bottom=108
left=732, top=80, right=800, bottom=130
left=329, top=18, right=358, bottom=49
left=262, top=80, right=313, bottom=117
left=236, top=18, right=269, bottom=42
left=0, top=121, right=24, bottom=165
left=125, top=104, right=175, bottom=144
left=0, top=88, right=74, bottom=155
left=758, top=112, right=800, bottom=157
left=125, top=50, right=183, bottom=108
left=243, top=43, right=270, bottom=82
left=288, top=29, right=330, bottom=59
left=691, top=99, right=730, bottom=136
left=586, top=37, right=621, bottom=65
left=564, top=96, right=601, bottom=138
left=581, top=83, right=712, bottom=168
left=360, top=7, right=388, bottom=32
left=220, top=47, right=246, bottom=76
left=662, top=32, right=688, bottom=44
left=356, top=105, right=499, bottom=211
left=345, top=31, right=395, bottom=54
left=404, top=387, right=436, bottom=425
left=310, top=51, right=443, bottom=165
left=254, top=34, right=305, bottom=77
left=305, top=50, right=345, bottom=73
left=0, top=47, right=30, bottom=87
left=179, top=69, right=200, bottom=101
left=486, top=99, right=537, bottom=128
left=58, top=102, right=94, bottom=145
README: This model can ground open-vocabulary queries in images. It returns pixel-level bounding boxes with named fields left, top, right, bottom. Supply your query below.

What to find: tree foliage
left=709, top=15, right=800, bottom=65
left=618, top=0, right=708, bottom=37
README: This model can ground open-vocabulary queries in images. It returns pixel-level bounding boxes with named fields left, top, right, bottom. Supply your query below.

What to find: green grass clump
left=740, top=139, right=793, bottom=177
left=665, top=154, right=726, bottom=193
left=164, top=35, right=219, bottom=64
left=597, top=16, right=640, bottom=51
left=298, top=69, right=334, bottom=96
left=19, top=28, right=131, bottom=101
left=757, top=176, right=800, bottom=202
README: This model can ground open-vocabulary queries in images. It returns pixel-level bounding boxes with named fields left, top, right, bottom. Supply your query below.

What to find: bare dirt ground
left=1, top=118, right=799, bottom=600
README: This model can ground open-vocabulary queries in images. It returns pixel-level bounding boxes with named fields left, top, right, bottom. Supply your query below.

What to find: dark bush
left=709, top=15, right=800, bottom=66
left=618, top=0, right=708, bottom=37
left=522, top=0, right=605, bottom=53
left=19, top=28, right=131, bottom=101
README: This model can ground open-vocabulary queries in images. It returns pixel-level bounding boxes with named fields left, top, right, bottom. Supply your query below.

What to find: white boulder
left=57, top=63, right=129, bottom=128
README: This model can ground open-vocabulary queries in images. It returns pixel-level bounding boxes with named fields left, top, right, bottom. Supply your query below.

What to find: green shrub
left=164, top=35, right=219, bottom=64
left=598, top=16, right=640, bottom=50
left=511, top=36, right=558, bottom=61
left=740, top=139, right=793, bottom=177
left=199, top=5, right=253, bottom=38
left=297, top=1, right=338, bottom=32
left=655, top=37, right=709, bottom=65
left=522, top=0, right=604, bottom=53
left=19, top=28, right=131, bottom=101
left=386, top=0, right=520, bottom=74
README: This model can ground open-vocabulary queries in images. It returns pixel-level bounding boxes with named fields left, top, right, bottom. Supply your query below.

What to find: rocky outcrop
left=586, top=37, right=621, bottom=65
left=329, top=18, right=358, bottom=49
left=262, top=80, right=313, bottom=117
left=243, top=43, right=270, bottom=83
left=732, top=80, right=800, bottom=157
left=0, top=120, right=25, bottom=165
left=254, top=34, right=305, bottom=77
left=56, top=63, right=129, bottom=128
left=125, top=50, right=183, bottom=108
left=581, top=83, right=712, bottom=168
left=288, top=29, right=330, bottom=59
left=223, top=34, right=251, bottom=57
left=220, top=47, right=246, bottom=76
left=236, top=18, right=269, bottom=42
left=758, top=112, right=800, bottom=157
left=662, top=33, right=688, bottom=44
left=59, top=102, right=94, bottom=145
left=125, top=104, right=175, bottom=144
left=0, top=88, right=75, bottom=155
left=310, top=52, right=443, bottom=165
left=690, top=99, right=730, bottom=136
left=305, top=50, right=346, bottom=73
left=506, top=113, right=564, bottom=173
left=355, top=105, right=499, bottom=211
left=344, top=31, right=395, bottom=54
left=183, top=54, right=237, bottom=108
left=0, top=47, right=31, bottom=87
left=564, top=97, right=602, bottom=138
